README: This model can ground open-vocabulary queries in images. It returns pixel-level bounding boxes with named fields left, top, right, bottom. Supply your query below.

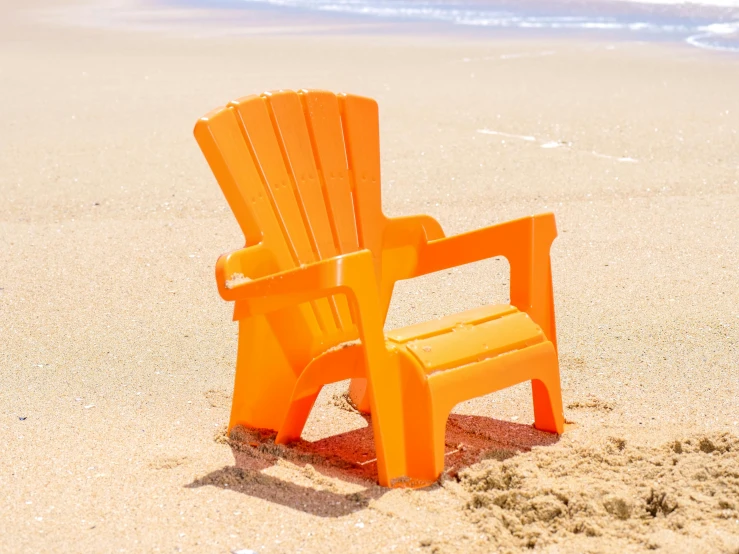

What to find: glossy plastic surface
left=194, top=89, right=564, bottom=487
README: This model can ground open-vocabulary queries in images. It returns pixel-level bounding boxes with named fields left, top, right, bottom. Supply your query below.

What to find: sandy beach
left=1, top=0, right=738, bottom=551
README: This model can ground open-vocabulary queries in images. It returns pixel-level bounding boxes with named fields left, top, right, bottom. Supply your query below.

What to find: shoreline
left=26, top=0, right=739, bottom=53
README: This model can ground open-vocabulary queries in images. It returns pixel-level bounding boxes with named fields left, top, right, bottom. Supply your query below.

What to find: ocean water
left=203, top=0, right=739, bottom=52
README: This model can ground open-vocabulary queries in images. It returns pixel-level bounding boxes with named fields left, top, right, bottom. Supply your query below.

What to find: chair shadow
left=186, top=414, right=559, bottom=517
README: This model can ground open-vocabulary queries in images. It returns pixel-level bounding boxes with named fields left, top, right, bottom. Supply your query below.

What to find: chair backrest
left=194, top=90, right=388, bottom=354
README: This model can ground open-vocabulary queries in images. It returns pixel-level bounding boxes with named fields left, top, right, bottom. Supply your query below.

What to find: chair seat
left=387, top=305, right=546, bottom=375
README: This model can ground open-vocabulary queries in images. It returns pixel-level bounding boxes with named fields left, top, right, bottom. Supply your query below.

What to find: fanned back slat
left=265, top=91, right=337, bottom=259
left=229, top=96, right=316, bottom=264
left=300, top=91, right=361, bottom=256
left=194, top=107, right=296, bottom=270
left=265, top=90, right=355, bottom=333
left=193, top=107, right=323, bottom=342
left=338, top=93, right=387, bottom=277
left=229, top=95, right=339, bottom=336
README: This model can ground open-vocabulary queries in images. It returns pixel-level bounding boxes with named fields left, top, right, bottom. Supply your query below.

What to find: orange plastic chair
left=194, top=89, right=564, bottom=487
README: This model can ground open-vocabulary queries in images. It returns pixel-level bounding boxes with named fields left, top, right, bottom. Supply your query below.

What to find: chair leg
left=508, top=213, right=558, bottom=350
left=531, top=358, right=565, bottom=434
left=349, top=284, right=408, bottom=487
left=430, top=406, right=450, bottom=481
left=348, top=377, right=372, bottom=414
left=228, top=316, right=297, bottom=433
left=275, top=390, right=320, bottom=444
left=400, top=402, right=448, bottom=483
left=396, top=367, right=439, bottom=483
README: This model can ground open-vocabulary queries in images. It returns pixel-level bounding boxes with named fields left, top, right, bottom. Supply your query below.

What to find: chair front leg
left=228, top=315, right=298, bottom=433
left=348, top=376, right=372, bottom=414
left=507, top=213, right=558, bottom=349
left=344, top=279, right=409, bottom=487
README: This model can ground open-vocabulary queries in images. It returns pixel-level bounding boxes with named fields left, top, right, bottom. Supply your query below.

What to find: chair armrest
left=414, top=213, right=554, bottom=275
left=375, top=214, right=445, bottom=312
left=215, top=243, right=278, bottom=301
left=382, top=214, right=444, bottom=250
left=379, top=215, right=445, bottom=281
left=415, top=213, right=558, bottom=346
left=220, top=249, right=375, bottom=307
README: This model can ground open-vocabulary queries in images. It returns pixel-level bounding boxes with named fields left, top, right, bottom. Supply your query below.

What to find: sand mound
left=457, top=433, right=739, bottom=553
left=217, top=423, right=739, bottom=552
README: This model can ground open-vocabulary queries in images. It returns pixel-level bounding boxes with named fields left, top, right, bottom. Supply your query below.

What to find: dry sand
left=1, top=0, right=738, bottom=552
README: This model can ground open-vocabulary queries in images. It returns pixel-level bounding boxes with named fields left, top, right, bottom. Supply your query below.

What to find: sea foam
left=239, top=0, right=739, bottom=53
